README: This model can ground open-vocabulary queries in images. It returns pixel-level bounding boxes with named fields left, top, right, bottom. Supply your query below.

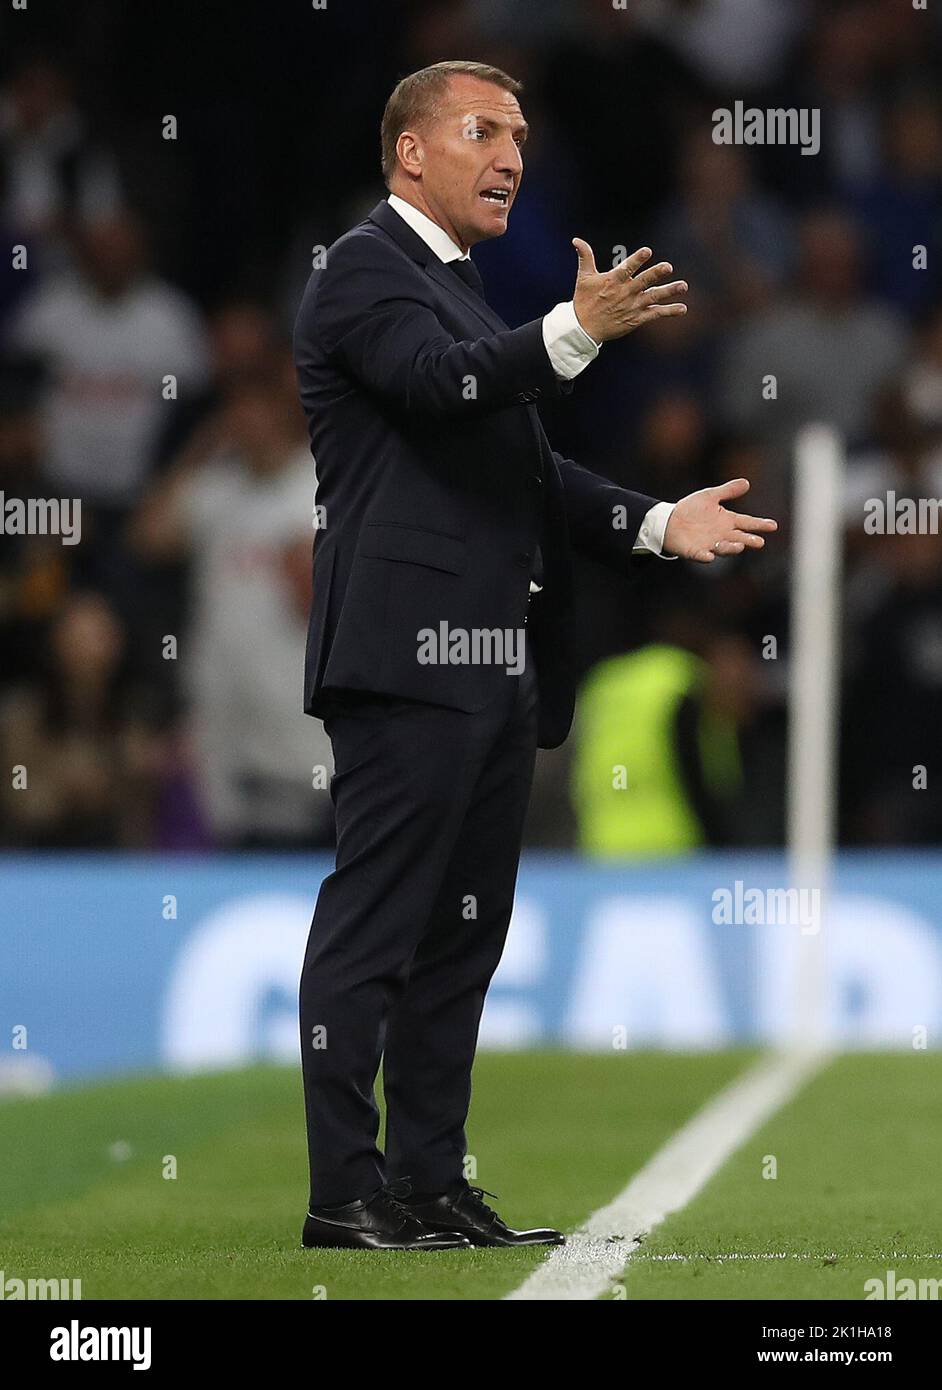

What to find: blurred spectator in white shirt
left=133, top=373, right=333, bottom=849
left=11, top=213, right=209, bottom=509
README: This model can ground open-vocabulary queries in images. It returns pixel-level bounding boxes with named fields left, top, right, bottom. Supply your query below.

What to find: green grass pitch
left=1, top=1051, right=939, bottom=1300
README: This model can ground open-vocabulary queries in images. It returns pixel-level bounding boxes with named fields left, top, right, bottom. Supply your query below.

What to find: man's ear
left=396, top=131, right=423, bottom=178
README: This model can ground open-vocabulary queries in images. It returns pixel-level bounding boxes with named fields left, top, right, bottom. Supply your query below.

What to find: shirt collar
left=386, top=193, right=469, bottom=263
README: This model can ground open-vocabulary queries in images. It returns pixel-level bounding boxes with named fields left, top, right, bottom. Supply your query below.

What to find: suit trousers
left=299, top=634, right=538, bottom=1205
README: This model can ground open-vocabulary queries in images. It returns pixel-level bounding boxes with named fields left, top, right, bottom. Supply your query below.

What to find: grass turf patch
left=620, top=1052, right=942, bottom=1300
left=0, top=1050, right=753, bottom=1300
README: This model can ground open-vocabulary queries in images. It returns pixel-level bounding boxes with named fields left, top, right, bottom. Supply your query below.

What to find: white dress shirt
left=386, top=194, right=675, bottom=565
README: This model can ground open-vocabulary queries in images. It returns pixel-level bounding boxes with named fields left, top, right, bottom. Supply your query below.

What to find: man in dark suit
left=294, top=61, right=776, bottom=1251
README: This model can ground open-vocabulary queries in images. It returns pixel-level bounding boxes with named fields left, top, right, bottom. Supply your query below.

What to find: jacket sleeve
left=553, top=450, right=662, bottom=573
left=304, top=235, right=562, bottom=419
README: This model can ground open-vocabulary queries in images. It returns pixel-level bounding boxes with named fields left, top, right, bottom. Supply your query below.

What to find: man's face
left=398, top=76, right=527, bottom=250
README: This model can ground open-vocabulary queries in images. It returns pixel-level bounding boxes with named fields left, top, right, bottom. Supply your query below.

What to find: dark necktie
left=448, top=257, right=485, bottom=299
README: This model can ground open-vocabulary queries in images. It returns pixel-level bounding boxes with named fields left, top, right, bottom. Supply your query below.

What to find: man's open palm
left=664, top=478, right=777, bottom=563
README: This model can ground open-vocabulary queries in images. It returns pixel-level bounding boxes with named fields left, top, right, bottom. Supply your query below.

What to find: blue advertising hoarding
left=3, top=851, right=942, bottom=1086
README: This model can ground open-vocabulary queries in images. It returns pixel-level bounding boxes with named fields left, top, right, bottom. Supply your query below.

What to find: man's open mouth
left=480, top=188, right=510, bottom=205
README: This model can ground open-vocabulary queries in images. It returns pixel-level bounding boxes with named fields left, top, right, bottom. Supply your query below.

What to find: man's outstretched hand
left=572, top=241, right=688, bottom=343
left=664, top=478, right=778, bottom=563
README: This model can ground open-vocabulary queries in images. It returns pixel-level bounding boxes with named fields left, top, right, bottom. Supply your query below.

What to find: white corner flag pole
left=787, top=425, right=844, bottom=1047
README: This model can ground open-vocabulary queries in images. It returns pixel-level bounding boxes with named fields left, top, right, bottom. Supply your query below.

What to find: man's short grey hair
left=380, top=60, right=523, bottom=186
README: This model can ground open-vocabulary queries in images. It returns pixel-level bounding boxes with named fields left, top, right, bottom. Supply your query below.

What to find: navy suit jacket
left=293, top=198, right=659, bottom=749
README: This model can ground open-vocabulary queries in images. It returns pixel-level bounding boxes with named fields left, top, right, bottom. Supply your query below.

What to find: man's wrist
left=542, top=301, right=602, bottom=380
left=633, top=500, right=678, bottom=557
left=571, top=304, right=601, bottom=349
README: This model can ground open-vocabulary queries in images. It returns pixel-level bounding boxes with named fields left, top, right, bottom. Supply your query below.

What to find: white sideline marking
left=505, top=1047, right=829, bottom=1301
left=637, top=1252, right=942, bottom=1262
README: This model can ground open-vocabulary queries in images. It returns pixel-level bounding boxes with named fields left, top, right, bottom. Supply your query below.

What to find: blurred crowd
left=1, top=0, right=941, bottom=852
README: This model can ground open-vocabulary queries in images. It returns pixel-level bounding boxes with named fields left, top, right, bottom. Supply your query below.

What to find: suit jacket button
left=515, top=552, right=531, bottom=567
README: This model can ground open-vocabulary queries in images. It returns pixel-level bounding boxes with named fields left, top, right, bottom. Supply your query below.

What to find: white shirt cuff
left=633, top=500, right=677, bottom=557
left=542, top=301, right=600, bottom=380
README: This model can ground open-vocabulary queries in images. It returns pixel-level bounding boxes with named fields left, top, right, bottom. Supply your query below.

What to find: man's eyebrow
left=470, top=114, right=529, bottom=139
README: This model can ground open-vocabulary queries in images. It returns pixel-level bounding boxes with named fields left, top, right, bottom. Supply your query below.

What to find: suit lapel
left=367, top=200, right=510, bottom=336
left=423, top=257, right=510, bottom=334
left=367, top=200, right=546, bottom=458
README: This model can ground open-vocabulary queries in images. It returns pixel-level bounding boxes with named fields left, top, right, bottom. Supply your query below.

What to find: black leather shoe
left=302, top=1181, right=471, bottom=1251
left=403, top=1185, right=565, bottom=1248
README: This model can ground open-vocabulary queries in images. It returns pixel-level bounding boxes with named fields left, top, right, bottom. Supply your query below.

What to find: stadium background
left=2, top=0, right=942, bottom=1304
